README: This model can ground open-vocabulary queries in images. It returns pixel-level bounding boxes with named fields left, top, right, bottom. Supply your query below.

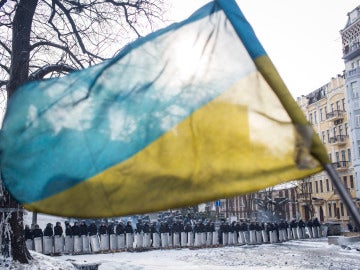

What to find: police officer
left=72, top=221, right=81, bottom=237
left=125, top=220, right=134, bottom=249
left=54, top=222, right=63, bottom=237
left=65, top=221, right=72, bottom=237
left=33, top=224, right=43, bottom=238
left=88, top=222, right=98, bottom=236
left=24, top=224, right=33, bottom=240
left=80, top=221, right=88, bottom=236
left=43, top=223, right=54, bottom=237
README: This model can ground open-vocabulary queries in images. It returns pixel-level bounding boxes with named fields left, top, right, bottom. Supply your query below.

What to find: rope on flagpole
left=324, top=163, right=360, bottom=228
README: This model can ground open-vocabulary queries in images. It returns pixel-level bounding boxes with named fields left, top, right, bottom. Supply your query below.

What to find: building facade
left=219, top=183, right=299, bottom=222
left=296, top=75, right=356, bottom=225
left=341, top=5, right=360, bottom=201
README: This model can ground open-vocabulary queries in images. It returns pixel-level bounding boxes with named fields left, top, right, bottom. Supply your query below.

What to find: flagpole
left=324, top=163, right=360, bottom=228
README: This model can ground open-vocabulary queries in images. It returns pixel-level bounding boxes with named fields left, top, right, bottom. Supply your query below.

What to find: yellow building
left=297, top=74, right=356, bottom=225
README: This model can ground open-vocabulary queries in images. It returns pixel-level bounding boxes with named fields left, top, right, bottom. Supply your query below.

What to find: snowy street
left=50, top=238, right=359, bottom=270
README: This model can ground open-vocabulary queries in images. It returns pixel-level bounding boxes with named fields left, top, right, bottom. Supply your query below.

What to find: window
left=335, top=152, right=339, bottom=162
left=341, top=150, right=346, bottom=162
left=320, top=180, right=323, bottom=193
left=342, top=98, right=346, bottom=111
left=348, top=148, right=352, bottom=162
left=350, top=175, right=354, bottom=189
left=309, top=113, right=313, bottom=124
left=329, top=153, right=332, bottom=162
left=315, top=181, right=319, bottom=193
left=340, top=202, right=344, bottom=217
left=356, top=115, right=360, bottom=127
left=343, top=176, right=348, bottom=188
left=320, top=108, right=323, bottom=121
left=333, top=203, right=337, bottom=218
left=330, top=103, right=334, bottom=112
left=322, top=131, right=326, bottom=144
left=339, top=125, right=343, bottom=136
left=327, top=130, right=330, bottom=143
left=328, top=203, right=332, bottom=217
left=333, top=127, right=337, bottom=137
left=326, top=179, right=329, bottom=192
left=314, top=111, right=317, bottom=124
left=358, top=140, right=360, bottom=157
left=345, top=123, right=348, bottom=136
left=336, top=101, right=340, bottom=111
left=351, top=81, right=359, bottom=99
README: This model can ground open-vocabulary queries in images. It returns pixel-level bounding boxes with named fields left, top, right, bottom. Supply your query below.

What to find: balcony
left=333, top=187, right=351, bottom=196
left=297, top=192, right=312, bottom=201
left=328, top=135, right=349, bottom=146
left=332, top=161, right=349, bottom=171
left=346, top=67, right=360, bottom=79
left=326, top=110, right=344, bottom=121
left=343, top=42, right=360, bottom=61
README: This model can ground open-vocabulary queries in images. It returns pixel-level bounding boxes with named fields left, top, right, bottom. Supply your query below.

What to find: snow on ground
left=60, top=239, right=360, bottom=270
left=3, top=238, right=360, bottom=269
left=14, top=213, right=360, bottom=269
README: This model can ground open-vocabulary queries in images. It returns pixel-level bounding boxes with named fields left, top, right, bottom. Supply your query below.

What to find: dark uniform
left=43, top=223, right=54, bottom=237
left=54, top=222, right=63, bottom=236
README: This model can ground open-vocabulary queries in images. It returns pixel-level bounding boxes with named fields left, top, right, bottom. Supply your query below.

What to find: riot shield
left=160, top=233, right=168, bottom=248
left=135, top=233, right=143, bottom=249
left=43, top=236, right=53, bottom=255
left=212, top=231, right=219, bottom=245
left=73, top=235, right=83, bottom=254
left=26, top=239, right=34, bottom=251
left=152, top=233, right=160, bottom=248
left=227, top=232, right=233, bottom=245
left=126, top=233, right=133, bottom=249
left=82, top=235, right=90, bottom=254
left=64, top=236, right=74, bottom=254
left=143, top=233, right=151, bottom=248
left=90, top=235, right=100, bottom=253
left=256, top=231, right=262, bottom=244
left=194, top=232, right=201, bottom=247
left=187, top=232, right=194, bottom=246
left=249, top=230, right=256, bottom=245
left=206, top=232, right=212, bottom=246
left=222, top=233, right=228, bottom=245
left=243, top=231, right=250, bottom=244
left=261, top=230, right=268, bottom=243
left=168, top=233, right=173, bottom=247
left=287, top=228, right=293, bottom=240
left=100, top=234, right=110, bottom=251
left=296, top=227, right=303, bottom=239
left=180, top=232, right=187, bottom=247
left=34, top=237, right=43, bottom=253
left=117, top=234, right=125, bottom=250
left=54, top=235, right=64, bottom=254
left=109, top=234, right=117, bottom=251
left=173, top=233, right=180, bottom=248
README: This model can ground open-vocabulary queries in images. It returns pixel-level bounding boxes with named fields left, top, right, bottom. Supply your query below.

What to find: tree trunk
left=1, top=0, right=38, bottom=263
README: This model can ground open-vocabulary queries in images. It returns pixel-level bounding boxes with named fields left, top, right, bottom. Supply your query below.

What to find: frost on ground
left=58, top=238, right=359, bottom=270
left=2, top=238, right=360, bottom=270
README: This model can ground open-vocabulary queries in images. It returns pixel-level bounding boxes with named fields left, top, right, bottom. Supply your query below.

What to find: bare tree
left=295, top=177, right=314, bottom=220
left=0, top=0, right=166, bottom=263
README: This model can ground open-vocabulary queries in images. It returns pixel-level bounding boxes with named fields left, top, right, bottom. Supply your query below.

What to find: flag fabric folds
left=0, top=0, right=329, bottom=218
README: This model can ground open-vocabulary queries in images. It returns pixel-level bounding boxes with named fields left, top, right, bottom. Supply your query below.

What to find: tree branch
left=29, top=63, right=77, bottom=80
left=30, top=41, right=85, bottom=68
left=53, top=0, right=105, bottom=61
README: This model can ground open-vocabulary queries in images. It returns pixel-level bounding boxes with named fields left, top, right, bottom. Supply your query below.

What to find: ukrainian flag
left=0, top=0, right=328, bottom=218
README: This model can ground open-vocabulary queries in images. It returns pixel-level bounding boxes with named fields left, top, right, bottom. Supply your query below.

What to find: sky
left=167, top=0, right=360, bottom=98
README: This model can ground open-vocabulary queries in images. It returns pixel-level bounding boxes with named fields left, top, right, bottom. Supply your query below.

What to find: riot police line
left=23, top=218, right=323, bottom=256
